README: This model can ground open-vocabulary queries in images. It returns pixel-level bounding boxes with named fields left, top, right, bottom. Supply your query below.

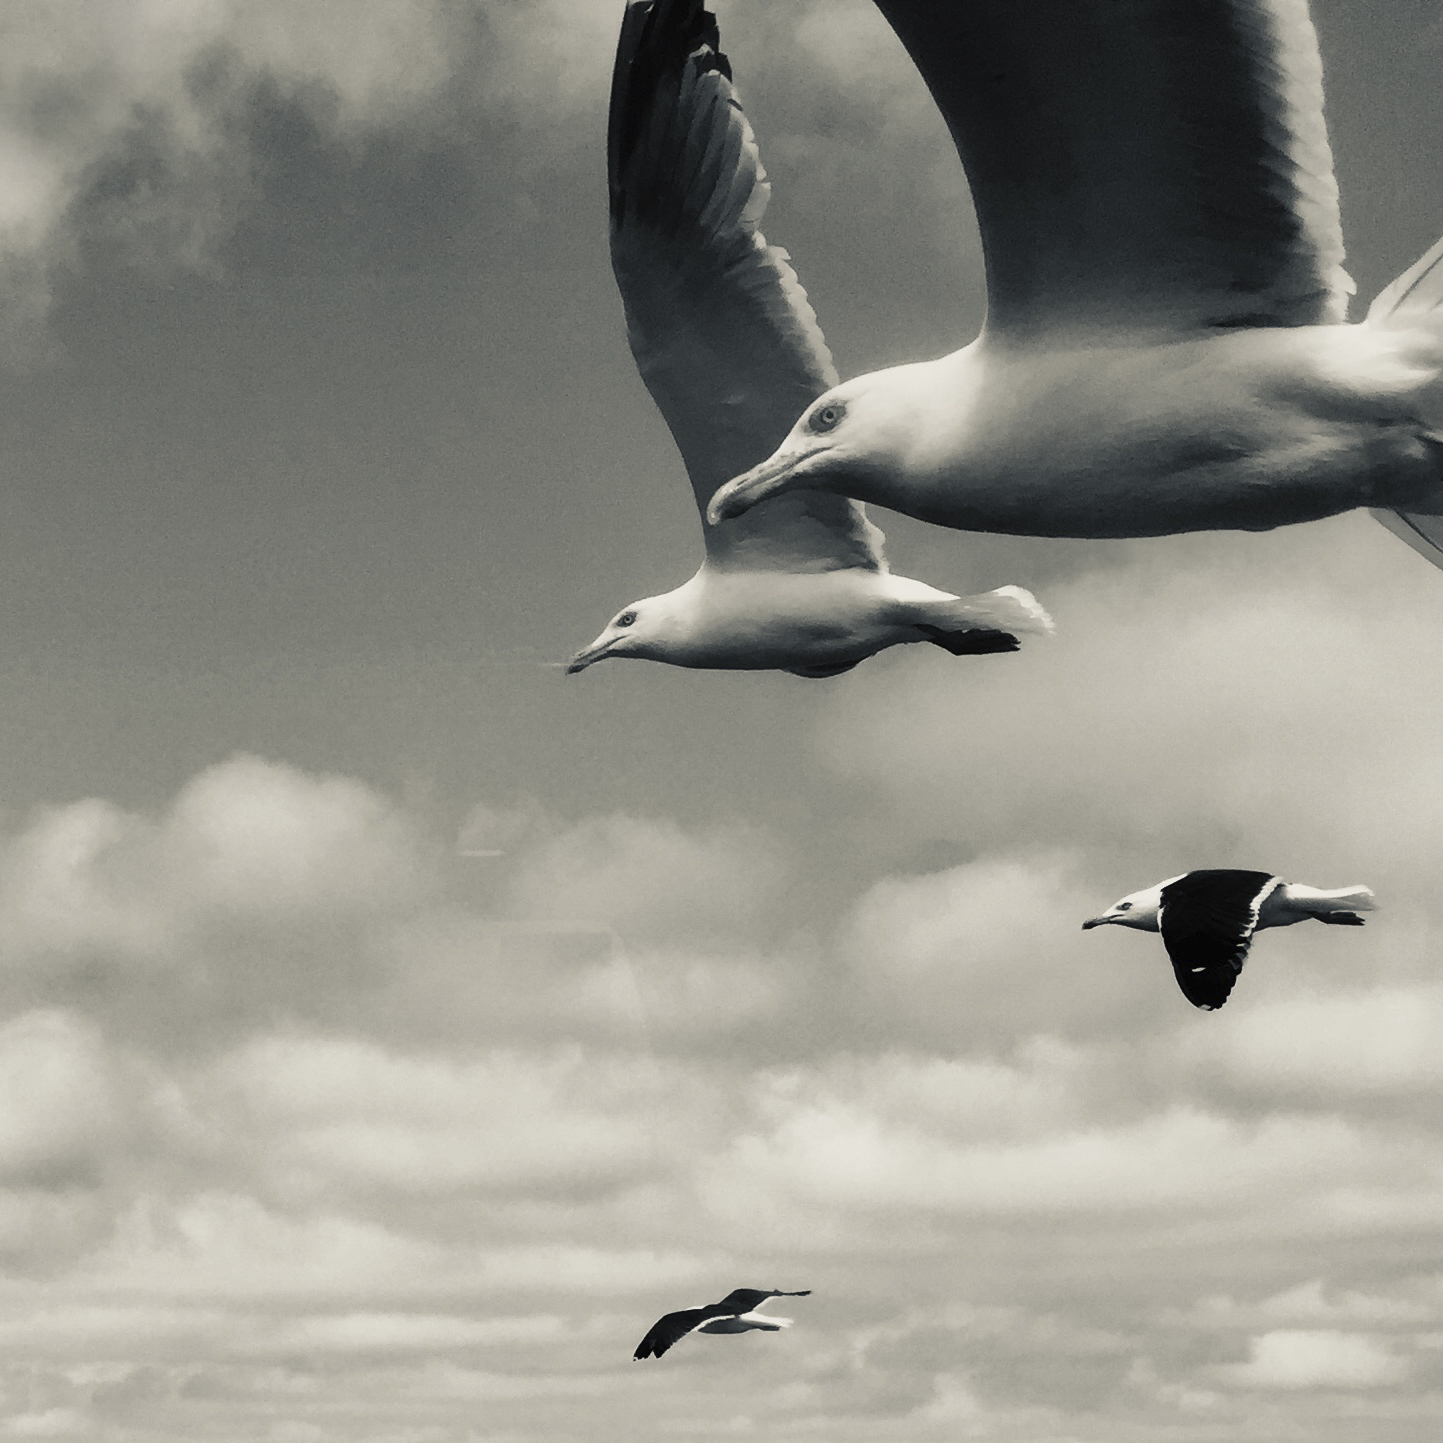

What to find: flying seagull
left=634, top=1288, right=811, bottom=1360
left=568, top=0, right=1050, bottom=680
left=1083, top=870, right=1376, bottom=1010
left=708, top=0, right=1443, bottom=572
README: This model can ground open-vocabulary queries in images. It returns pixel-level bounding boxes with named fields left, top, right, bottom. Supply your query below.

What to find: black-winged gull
left=633, top=1287, right=811, bottom=1360
left=708, top=0, right=1443, bottom=572
left=1083, top=869, right=1376, bottom=1010
left=568, top=0, right=1051, bottom=680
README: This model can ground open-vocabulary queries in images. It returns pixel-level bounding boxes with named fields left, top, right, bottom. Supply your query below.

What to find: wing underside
left=1159, top=870, right=1279, bottom=1010
left=609, top=0, right=884, bottom=573
left=871, top=0, right=1352, bottom=338
left=633, top=1306, right=713, bottom=1359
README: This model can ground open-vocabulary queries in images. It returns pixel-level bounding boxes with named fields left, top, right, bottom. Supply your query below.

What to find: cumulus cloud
left=0, top=748, right=1438, bottom=1440
left=817, top=517, right=1443, bottom=890
left=503, top=811, right=785, bottom=942
left=1220, top=1328, right=1407, bottom=1390
left=1171, top=984, right=1443, bottom=1099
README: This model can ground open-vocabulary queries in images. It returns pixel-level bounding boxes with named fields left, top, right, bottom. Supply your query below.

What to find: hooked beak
left=1081, top=915, right=1112, bottom=930
left=706, top=444, right=827, bottom=526
left=565, top=638, right=615, bottom=674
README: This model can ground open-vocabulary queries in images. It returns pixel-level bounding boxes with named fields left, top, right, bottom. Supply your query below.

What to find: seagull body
left=568, top=0, right=1050, bottom=679
left=634, top=1287, right=810, bottom=1360
left=571, top=566, right=1044, bottom=676
left=708, top=0, right=1443, bottom=569
left=1083, top=869, right=1376, bottom=1010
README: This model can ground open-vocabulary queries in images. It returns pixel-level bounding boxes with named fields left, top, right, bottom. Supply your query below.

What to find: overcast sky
left=2, top=1, right=1443, bottom=1440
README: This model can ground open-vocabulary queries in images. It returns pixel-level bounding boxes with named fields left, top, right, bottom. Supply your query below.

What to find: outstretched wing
left=713, top=1286, right=812, bottom=1313
left=609, top=0, right=885, bottom=573
left=633, top=1306, right=715, bottom=1359
left=1159, top=870, right=1280, bottom=1010
left=871, top=0, right=1352, bottom=339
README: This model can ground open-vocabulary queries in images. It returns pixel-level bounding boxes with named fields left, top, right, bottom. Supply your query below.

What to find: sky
left=1, top=1, right=1443, bottom=1439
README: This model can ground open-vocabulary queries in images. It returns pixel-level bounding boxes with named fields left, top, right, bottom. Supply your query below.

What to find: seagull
left=708, top=0, right=1443, bottom=573
left=568, top=0, right=1051, bottom=680
left=1083, top=870, right=1376, bottom=1010
left=634, top=1288, right=811, bottom=1360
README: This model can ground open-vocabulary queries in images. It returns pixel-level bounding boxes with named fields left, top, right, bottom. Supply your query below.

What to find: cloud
left=842, top=852, right=1177, bottom=1045
left=0, top=1012, right=119, bottom=1189
left=816, top=518, right=1443, bottom=890
left=208, top=1034, right=678, bottom=1200
left=1220, top=1329, right=1407, bottom=1390
left=0, top=753, right=1438, bottom=1438
left=1172, top=984, right=1443, bottom=1099
left=710, top=1084, right=1371, bottom=1222
left=502, top=811, right=785, bottom=943
left=0, top=0, right=624, bottom=362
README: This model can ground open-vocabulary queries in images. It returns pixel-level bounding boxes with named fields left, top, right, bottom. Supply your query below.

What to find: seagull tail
left=1366, top=235, right=1443, bottom=327
left=1285, top=884, right=1377, bottom=920
left=921, top=586, right=1054, bottom=652
left=1365, top=236, right=1443, bottom=570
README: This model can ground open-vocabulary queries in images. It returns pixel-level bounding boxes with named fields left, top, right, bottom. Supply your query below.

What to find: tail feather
left=1367, top=234, right=1443, bottom=324
left=1285, top=884, right=1377, bottom=918
left=926, top=585, right=1054, bottom=640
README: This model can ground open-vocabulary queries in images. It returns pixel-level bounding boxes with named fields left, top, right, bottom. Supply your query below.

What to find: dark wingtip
left=609, top=0, right=727, bottom=224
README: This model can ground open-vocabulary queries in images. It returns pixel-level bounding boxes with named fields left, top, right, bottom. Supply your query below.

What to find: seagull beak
left=1081, top=915, right=1110, bottom=930
left=565, top=638, right=614, bottom=674
left=707, top=445, right=825, bottom=525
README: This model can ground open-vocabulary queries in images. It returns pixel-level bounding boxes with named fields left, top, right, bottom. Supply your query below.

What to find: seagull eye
left=615, top=610, right=637, bottom=628
left=810, top=402, right=845, bottom=433
left=1117, top=902, right=1132, bottom=911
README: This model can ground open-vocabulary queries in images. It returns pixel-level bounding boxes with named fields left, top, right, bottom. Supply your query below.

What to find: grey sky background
left=2, top=1, right=1443, bottom=1440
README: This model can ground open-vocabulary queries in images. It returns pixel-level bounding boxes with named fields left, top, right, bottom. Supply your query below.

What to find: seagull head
left=567, top=589, right=695, bottom=673
left=706, top=366, right=933, bottom=525
left=1082, top=884, right=1163, bottom=932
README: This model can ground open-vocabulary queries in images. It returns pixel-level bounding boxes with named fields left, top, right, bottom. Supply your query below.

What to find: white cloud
left=711, top=1093, right=1370, bottom=1220
left=0, top=1012, right=119, bottom=1188
left=1257, top=1279, right=1437, bottom=1327
left=1221, top=1329, right=1406, bottom=1390
left=0, top=753, right=1437, bottom=1438
left=843, top=853, right=1173, bottom=1043
left=1173, top=985, right=1443, bottom=1097
left=504, top=812, right=785, bottom=942
left=0, top=755, right=425, bottom=971
left=817, top=519, right=1443, bottom=890
left=210, top=1034, right=674, bottom=1198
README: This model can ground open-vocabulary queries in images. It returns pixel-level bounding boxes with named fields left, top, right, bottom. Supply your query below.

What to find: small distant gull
left=1083, top=870, right=1376, bottom=1010
left=709, top=0, right=1443, bottom=572
left=634, top=1287, right=810, bottom=1360
left=567, top=0, right=1050, bottom=680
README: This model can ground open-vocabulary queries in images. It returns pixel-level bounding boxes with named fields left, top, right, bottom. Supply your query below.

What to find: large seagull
left=568, top=0, right=1051, bottom=680
left=709, top=0, right=1443, bottom=572
left=1084, top=869, right=1376, bottom=1010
